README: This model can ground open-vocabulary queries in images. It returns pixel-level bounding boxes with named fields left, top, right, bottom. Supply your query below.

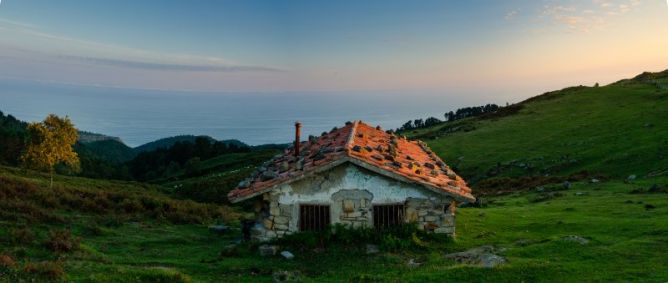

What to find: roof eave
left=227, top=158, right=349, bottom=203
left=345, top=157, right=475, bottom=203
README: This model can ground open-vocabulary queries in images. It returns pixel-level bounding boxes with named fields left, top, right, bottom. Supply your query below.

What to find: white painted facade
left=253, top=163, right=457, bottom=241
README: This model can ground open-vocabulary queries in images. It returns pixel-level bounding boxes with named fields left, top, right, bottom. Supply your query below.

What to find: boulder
left=259, top=244, right=279, bottom=256
left=407, top=258, right=423, bottom=268
left=445, top=245, right=506, bottom=268
left=479, top=253, right=507, bottom=268
left=366, top=244, right=379, bottom=255
left=280, top=251, right=295, bottom=260
left=272, top=270, right=302, bottom=282
left=562, top=181, right=571, bottom=189
left=561, top=235, right=590, bottom=245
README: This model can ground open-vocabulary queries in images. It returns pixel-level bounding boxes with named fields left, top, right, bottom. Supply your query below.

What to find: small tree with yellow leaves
left=21, top=114, right=80, bottom=187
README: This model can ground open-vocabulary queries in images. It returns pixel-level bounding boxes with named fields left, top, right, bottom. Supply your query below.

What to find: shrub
left=0, top=254, right=17, bottom=269
left=10, top=227, right=35, bottom=245
left=44, top=229, right=80, bottom=253
left=135, top=268, right=192, bottom=283
left=23, top=260, right=65, bottom=281
left=277, top=223, right=437, bottom=252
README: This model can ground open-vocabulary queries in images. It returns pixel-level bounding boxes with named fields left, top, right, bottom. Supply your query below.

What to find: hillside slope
left=134, top=135, right=247, bottom=153
left=408, top=71, right=668, bottom=184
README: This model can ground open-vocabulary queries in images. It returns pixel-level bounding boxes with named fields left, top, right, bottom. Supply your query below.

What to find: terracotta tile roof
left=227, top=121, right=474, bottom=203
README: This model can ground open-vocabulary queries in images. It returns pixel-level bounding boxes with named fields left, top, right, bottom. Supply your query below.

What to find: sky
left=1, top=0, right=668, bottom=101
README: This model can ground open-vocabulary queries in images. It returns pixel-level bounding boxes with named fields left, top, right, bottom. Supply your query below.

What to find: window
left=373, top=204, right=405, bottom=229
left=299, top=204, right=330, bottom=232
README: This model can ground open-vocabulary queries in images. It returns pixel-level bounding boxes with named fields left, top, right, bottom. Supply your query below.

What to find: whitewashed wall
left=254, top=163, right=456, bottom=240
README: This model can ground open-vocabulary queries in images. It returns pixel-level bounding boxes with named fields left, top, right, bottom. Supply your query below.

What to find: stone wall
left=331, top=189, right=373, bottom=228
left=405, top=197, right=456, bottom=235
left=250, top=163, right=457, bottom=241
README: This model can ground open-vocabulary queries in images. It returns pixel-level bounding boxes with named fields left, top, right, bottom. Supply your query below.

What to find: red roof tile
left=227, top=121, right=475, bottom=203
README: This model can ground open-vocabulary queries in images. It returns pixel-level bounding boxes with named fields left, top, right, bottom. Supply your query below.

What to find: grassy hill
left=406, top=71, right=668, bottom=186
left=159, top=149, right=280, bottom=204
left=0, top=165, right=237, bottom=282
left=76, top=140, right=137, bottom=164
left=1, top=165, right=666, bottom=282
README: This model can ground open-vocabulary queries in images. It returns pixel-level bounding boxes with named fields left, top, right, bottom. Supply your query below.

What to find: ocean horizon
left=3, top=79, right=498, bottom=147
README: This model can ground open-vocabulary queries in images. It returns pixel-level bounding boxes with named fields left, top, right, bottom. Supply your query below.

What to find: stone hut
left=228, top=121, right=474, bottom=241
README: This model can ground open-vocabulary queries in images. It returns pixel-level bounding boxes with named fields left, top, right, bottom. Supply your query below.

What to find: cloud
left=0, top=19, right=283, bottom=74
left=505, top=10, right=519, bottom=21
left=540, top=0, right=643, bottom=32
left=59, top=55, right=283, bottom=73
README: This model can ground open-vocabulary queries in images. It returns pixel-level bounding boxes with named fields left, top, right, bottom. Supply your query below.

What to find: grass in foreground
left=2, top=166, right=666, bottom=282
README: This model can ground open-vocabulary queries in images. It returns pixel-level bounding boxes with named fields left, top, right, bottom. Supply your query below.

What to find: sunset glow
left=1, top=1, right=666, bottom=102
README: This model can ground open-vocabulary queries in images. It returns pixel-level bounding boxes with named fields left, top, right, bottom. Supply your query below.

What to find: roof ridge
left=344, top=120, right=359, bottom=150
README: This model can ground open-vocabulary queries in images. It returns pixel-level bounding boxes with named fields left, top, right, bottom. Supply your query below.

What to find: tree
left=21, top=114, right=80, bottom=187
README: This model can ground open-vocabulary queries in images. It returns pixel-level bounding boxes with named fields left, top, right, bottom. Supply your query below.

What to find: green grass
left=2, top=166, right=667, bottom=282
left=407, top=81, right=668, bottom=183
left=159, top=150, right=278, bottom=205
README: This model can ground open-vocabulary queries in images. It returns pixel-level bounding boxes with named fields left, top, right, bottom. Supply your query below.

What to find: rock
left=279, top=161, right=290, bottom=172
left=407, top=258, right=422, bottom=268
left=280, top=251, right=294, bottom=260
left=514, top=239, right=532, bottom=247
left=273, top=216, right=289, bottom=225
left=237, top=179, right=251, bottom=188
left=208, top=225, right=229, bottom=235
left=627, top=174, right=637, bottom=181
left=424, top=162, right=435, bottom=169
left=220, top=243, right=238, bottom=256
left=434, top=227, right=454, bottom=234
left=445, top=246, right=506, bottom=268
left=259, top=244, right=279, bottom=256
left=261, top=170, right=279, bottom=181
left=562, top=235, right=590, bottom=245
left=352, top=145, right=362, bottom=152
left=479, top=253, right=507, bottom=268
left=272, top=270, right=302, bottom=282
left=366, top=244, right=379, bottom=255
left=424, top=216, right=438, bottom=222
left=590, top=178, right=600, bottom=183
left=562, top=181, right=571, bottom=189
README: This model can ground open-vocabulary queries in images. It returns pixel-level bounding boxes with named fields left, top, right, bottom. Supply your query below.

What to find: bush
left=135, top=268, right=192, bottom=283
left=276, top=224, right=438, bottom=252
left=0, top=254, right=17, bottom=269
left=10, top=227, right=35, bottom=245
left=23, top=260, right=65, bottom=281
left=45, top=229, right=80, bottom=253
left=0, top=174, right=237, bottom=226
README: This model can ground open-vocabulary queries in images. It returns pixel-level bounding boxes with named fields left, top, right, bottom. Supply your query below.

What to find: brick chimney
left=294, top=121, right=301, bottom=157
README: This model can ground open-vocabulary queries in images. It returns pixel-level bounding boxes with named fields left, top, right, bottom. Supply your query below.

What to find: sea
left=2, top=79, right=495, bottom=147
